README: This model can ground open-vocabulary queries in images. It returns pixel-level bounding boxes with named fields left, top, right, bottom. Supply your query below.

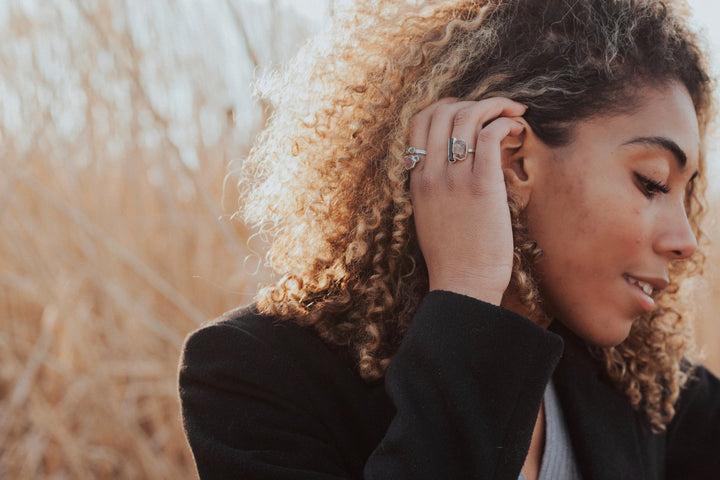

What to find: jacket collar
left=549, top=320, right=650, bottom=480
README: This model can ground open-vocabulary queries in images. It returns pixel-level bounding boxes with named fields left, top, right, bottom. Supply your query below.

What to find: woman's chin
left=557, top=316, right=635, bottom=348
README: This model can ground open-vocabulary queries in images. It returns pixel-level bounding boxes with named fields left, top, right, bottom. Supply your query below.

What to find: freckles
left=575, top=201, right=599, bottom=236
left=563, top=182, right=576, bottom=195
left=568, top=173, right=585, bottom=194
left=562, top=178, right=598, bottom=235
left=577, top=214, right=598, bottom=236
left=627, top=205, right=645, bottom=246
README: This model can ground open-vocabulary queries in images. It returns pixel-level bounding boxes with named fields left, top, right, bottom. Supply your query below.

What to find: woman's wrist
left=428, top=282, right=505, bottom=306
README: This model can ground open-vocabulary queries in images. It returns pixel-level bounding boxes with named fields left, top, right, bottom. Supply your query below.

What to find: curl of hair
left=240, top=0, right=715, bottom=430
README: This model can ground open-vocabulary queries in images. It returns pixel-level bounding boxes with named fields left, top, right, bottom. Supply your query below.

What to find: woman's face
left=525, top=82, right=700, bottom=346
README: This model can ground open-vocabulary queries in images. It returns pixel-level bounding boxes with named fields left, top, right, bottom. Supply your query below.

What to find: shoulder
left=675, top=364, right=720, bottom=408
left=179, top=304, right=363, bottom=403
left=178, top=306, right=389, bottom=478
left=180, top=305, right=289, bottom=374
left=665, top=363, right=720, bottom=477
left=673, top=364, right=720, bottom=419
left=185, top=304, right=291, bottom=342
left=183, top=304, right=352, bottom=362
left=182, top=304, right=304, bottom=356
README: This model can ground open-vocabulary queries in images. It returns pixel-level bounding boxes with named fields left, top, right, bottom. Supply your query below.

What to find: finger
left=446, top=99, right=527, bottom=181
left=423, top=100, right=479, bottom=181
left=471, top=117, right=525, bottom=178
left=407, top=97, right=457, bottom=174
left=470, top=97, right=527, bottom=130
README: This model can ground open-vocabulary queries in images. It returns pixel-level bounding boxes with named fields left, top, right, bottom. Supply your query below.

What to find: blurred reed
left=0, top=1, right=277, bottom=477
left=1, top=141, right=257, bottom=479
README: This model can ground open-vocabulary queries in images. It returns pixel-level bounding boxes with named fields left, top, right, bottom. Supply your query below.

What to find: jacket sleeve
left=665, top=364, right=720, bottom=479
left=179, top=291, right=564, bottom=480
left=363, top=291, right=563, bottom=479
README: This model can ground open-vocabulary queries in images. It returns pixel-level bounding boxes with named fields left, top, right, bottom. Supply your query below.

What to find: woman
left=179, top=0, right=720, bottom=478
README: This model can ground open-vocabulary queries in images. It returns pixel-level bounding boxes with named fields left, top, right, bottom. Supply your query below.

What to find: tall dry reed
left=0, top=1, right=280, bottom=478
left=1, top=148, right=259, bottom=479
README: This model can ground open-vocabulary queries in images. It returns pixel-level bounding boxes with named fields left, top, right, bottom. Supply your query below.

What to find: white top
left=518, top=380, right=583, bottom=480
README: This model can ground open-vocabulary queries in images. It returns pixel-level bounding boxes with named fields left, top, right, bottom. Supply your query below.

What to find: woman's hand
left=408, top=97, right=527, bottom=305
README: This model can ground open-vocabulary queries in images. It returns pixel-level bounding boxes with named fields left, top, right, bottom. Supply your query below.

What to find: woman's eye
left=635, top=173, right=670, bottom=199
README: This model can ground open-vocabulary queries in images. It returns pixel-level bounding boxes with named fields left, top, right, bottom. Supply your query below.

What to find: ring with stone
left=403, top=154, right=421, bottom=170
left=448, top=137, right=470, bottom=163
left=405, top=147, right=427, bottom=155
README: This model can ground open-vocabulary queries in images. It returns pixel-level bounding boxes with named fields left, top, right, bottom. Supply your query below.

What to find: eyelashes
left=635, top=173, right=670, bottom=199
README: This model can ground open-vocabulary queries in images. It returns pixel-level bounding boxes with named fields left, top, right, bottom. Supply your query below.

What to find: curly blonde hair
left=239, top=0, right=714, bottom=432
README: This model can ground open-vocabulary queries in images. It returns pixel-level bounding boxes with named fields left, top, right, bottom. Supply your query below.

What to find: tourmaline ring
left=448, top=137, right=470, bottom=163
left=403, top=154, right=421, bottom=170
left=403, top=146, right=426, bottom=170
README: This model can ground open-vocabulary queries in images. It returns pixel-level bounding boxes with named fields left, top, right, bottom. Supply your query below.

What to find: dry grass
left=0, top=1, right=719, bottom=479
left=0, top=144, right=261, bottom=479
left=0, top=2, right=269, bottom=477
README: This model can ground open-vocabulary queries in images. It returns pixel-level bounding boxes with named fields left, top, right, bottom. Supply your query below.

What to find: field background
left=1, top=1, right=719, bottom=478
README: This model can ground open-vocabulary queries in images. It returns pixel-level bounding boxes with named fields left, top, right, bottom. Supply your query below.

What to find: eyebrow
left=622, top=136, right=687, bottom=169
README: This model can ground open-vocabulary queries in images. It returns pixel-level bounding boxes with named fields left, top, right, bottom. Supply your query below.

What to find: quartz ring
left=448, top=137, right=470, bottom=163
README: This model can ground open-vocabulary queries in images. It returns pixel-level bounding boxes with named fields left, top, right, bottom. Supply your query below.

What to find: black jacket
left=178, top=290, right=720, bottom=479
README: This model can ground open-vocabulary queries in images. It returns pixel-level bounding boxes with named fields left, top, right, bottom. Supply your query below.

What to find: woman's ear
left=500, top=118, right=551, bottom=208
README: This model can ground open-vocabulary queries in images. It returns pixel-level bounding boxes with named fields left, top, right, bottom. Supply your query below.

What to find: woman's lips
left=625, top=275, right=654, bottom=295
left=624, top=274, right=659, bottom=312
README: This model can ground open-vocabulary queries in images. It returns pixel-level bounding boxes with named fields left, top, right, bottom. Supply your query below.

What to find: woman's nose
left=654, top=203, right=698, bottom=260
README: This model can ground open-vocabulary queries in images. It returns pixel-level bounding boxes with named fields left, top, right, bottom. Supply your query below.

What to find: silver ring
left=403, top=154, right=421, bottom=170
left=448, top=137, right=469, bottom=163
left=405, top=147, right=427, bottom=155
left=467, top=147, right=475, bottom=154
